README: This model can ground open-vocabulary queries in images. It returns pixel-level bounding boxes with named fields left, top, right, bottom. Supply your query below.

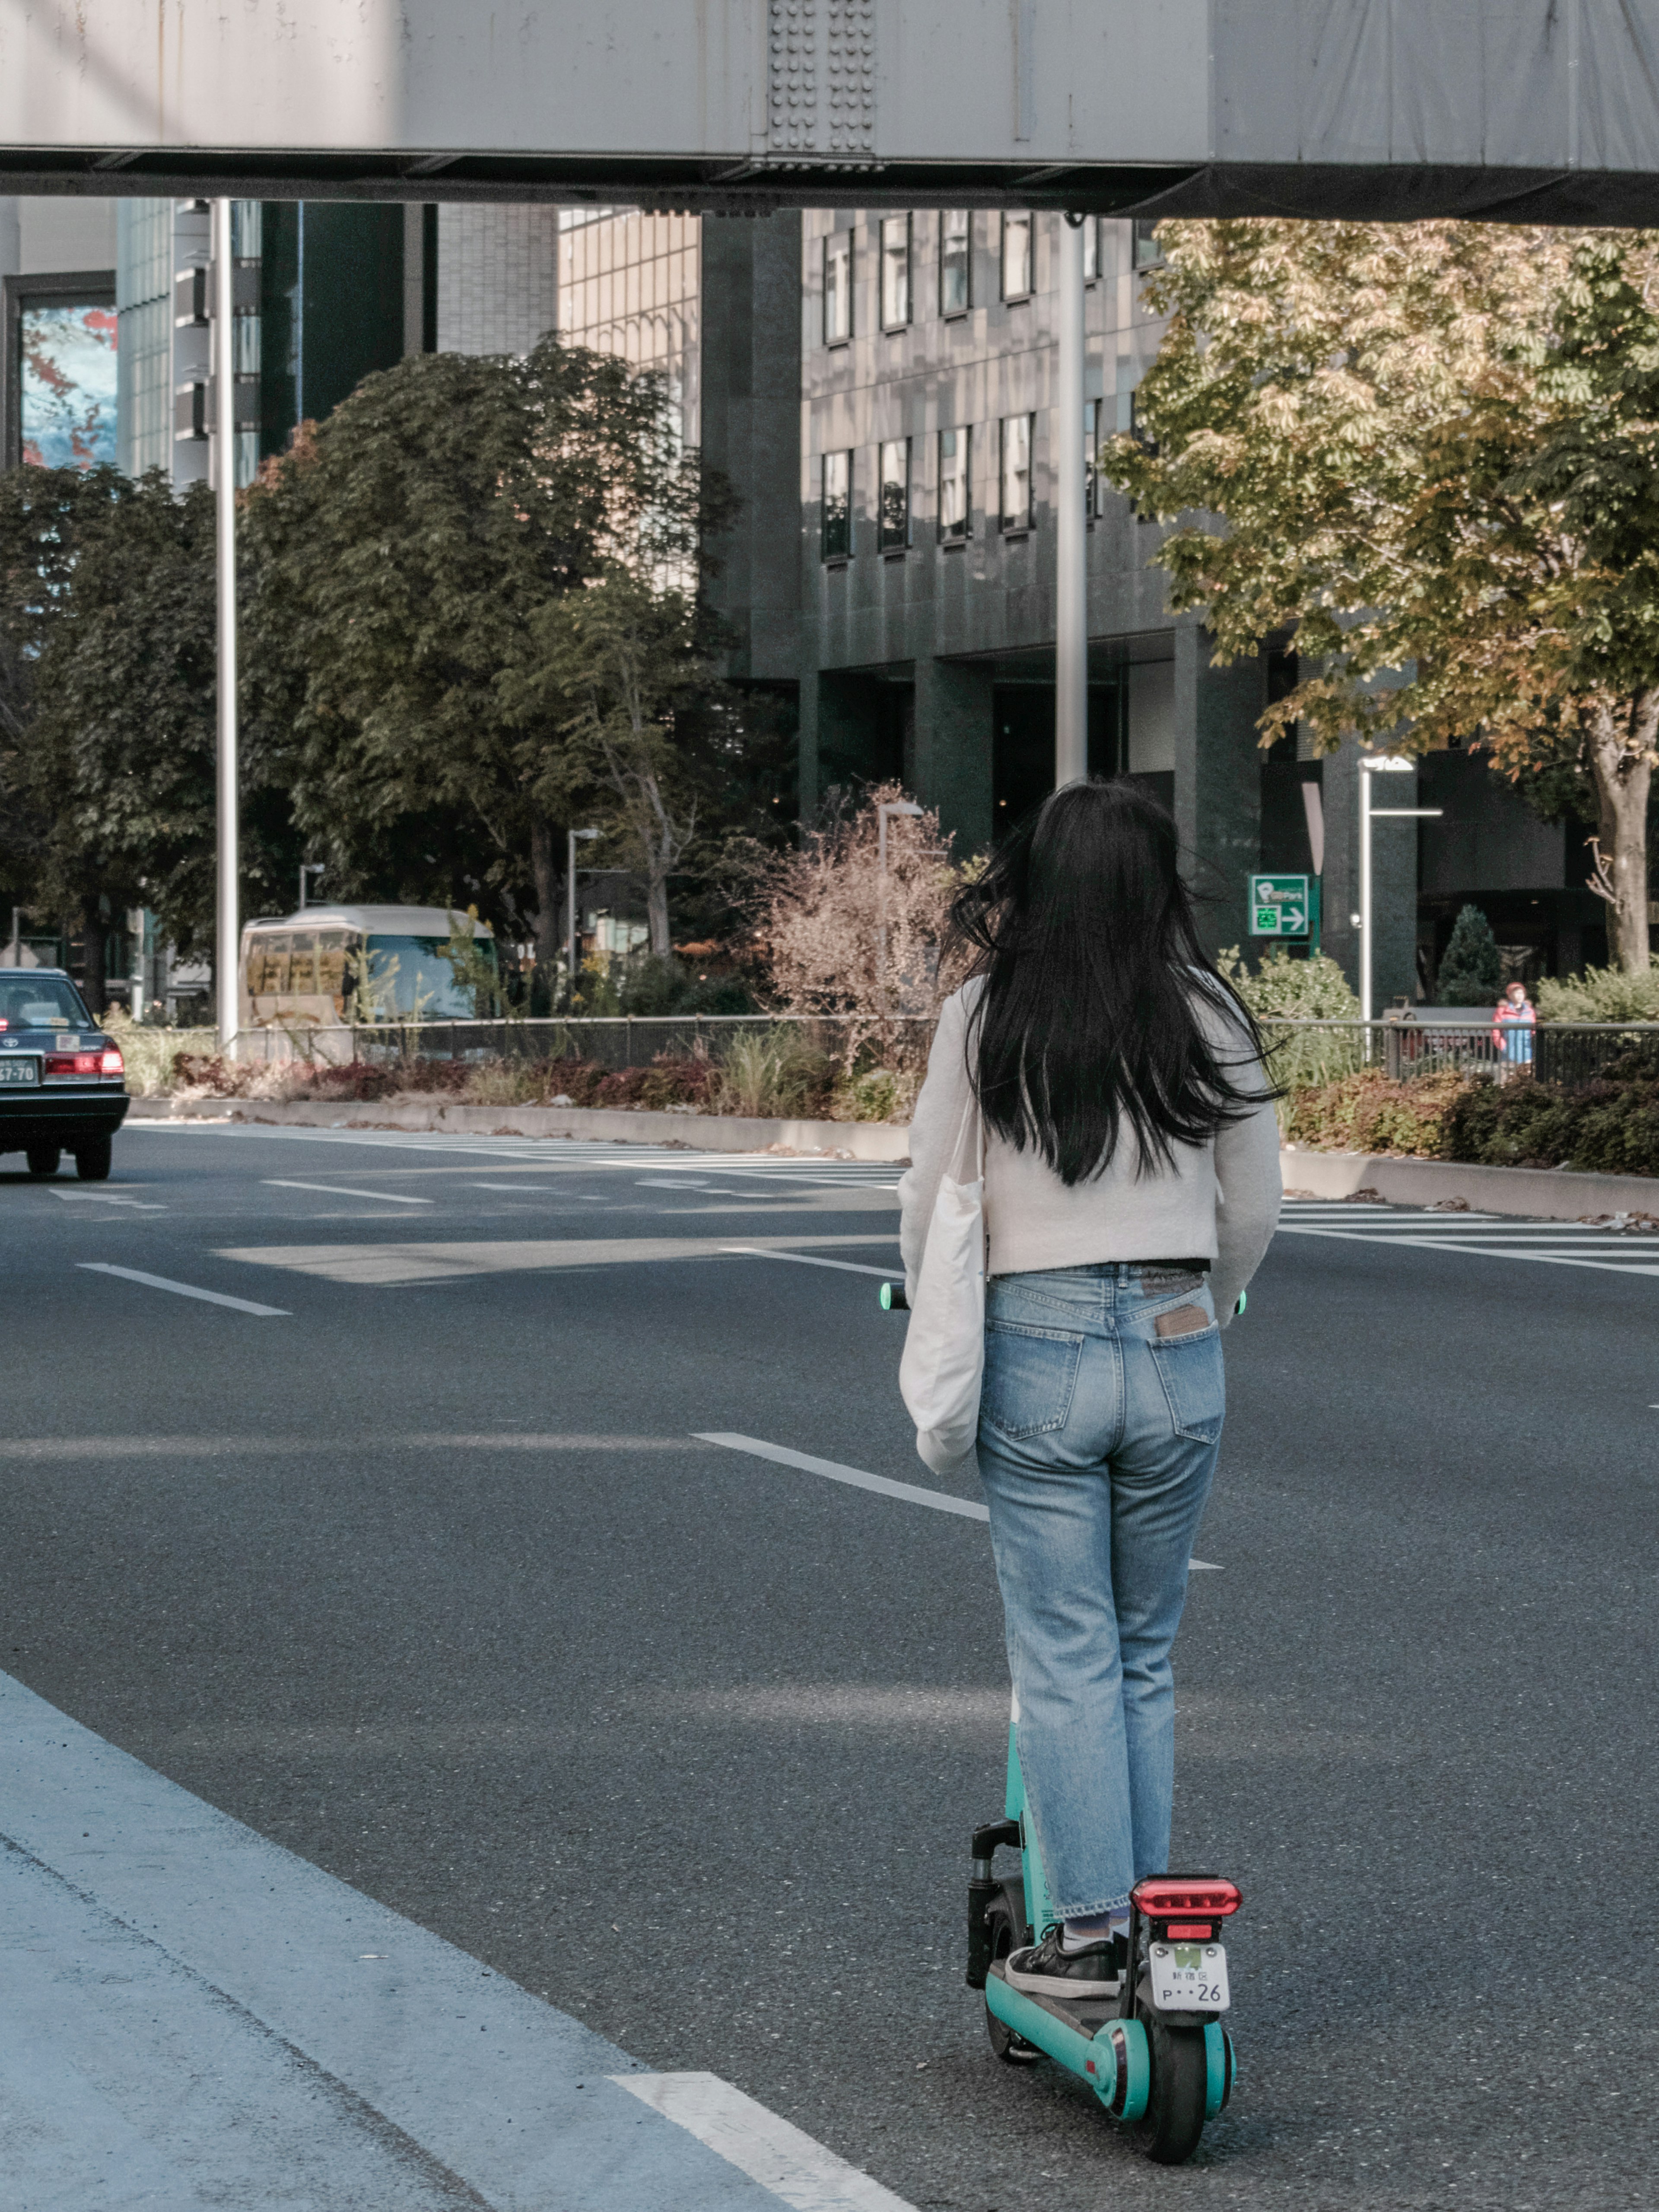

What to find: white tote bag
left=899, top=1093, right=987, bottom=1475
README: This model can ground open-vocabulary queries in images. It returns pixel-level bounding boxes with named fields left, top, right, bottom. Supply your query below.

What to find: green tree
left=241, top=343, right=729, bottom=989
left=529, top=570, right=736, bottom=957
left=0, top=464, right=293, bottom=1007
left=1436, top=903, right=1503, bottom=1006
left=1106, top=221, right=1659, bottom=974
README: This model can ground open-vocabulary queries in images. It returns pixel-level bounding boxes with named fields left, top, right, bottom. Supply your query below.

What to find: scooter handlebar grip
left=880, top=1281, right=909, bottom=1312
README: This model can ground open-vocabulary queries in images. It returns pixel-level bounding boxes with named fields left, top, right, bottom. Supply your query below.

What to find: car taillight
left=1132, top=1879, right=1242, bottom=1920
left=101, top=1048, right=124, bottom=1075
left=45, top=1052, right=102, bottom=1075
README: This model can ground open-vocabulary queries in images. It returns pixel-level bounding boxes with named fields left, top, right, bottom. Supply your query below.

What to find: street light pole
left=213, top=196, right=239, bottom=1055
left=1054, top=213, right=1088, bottom=789
left=1358, top=755, right=1442, bottom=1025
left=877, top=799, right=924, bottom=1014
left=566, top=826, right=600, bottom=1010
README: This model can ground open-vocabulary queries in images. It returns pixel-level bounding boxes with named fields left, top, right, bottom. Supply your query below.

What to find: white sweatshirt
left=899, top=977, right=1282, bottom=1323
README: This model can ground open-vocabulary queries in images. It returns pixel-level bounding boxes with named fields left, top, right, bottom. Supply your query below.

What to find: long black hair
left=950, top=779, right=1270, bottom=1185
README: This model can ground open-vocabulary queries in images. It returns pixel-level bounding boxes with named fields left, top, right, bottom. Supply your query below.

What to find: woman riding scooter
left=900, top=780, right=1281, bottom=1999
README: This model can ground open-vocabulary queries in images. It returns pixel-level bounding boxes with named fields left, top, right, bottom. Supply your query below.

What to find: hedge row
left=1284, top=1049, right=1659, bottom=1177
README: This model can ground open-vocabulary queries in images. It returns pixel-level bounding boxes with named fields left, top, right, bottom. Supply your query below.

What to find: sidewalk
left=0, top=1672, right=912, bottom=2212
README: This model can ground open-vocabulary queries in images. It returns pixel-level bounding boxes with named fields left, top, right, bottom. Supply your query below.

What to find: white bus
left=238, top=906, right=499, bottom=1039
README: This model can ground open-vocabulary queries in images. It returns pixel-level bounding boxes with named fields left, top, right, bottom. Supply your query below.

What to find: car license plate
left=1149, top=1941, right=1229, bottom=2012
left=0, top=1057, right=38, bottom=1085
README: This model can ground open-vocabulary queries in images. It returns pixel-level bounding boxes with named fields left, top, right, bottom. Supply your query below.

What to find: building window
left=1001, top=211, right=1033, bottom=301
left=879, top=438, right=911, bottom=549
left=1085, top=398, right=1101, bottom=517
left=880, top=215, right=912, bottom=330
left=939, top=210, right=972, bottom=316
left=822, top=448, right=852, bottom=559
left=938, top=426, right=971, bottom=540
left=1132, top=219, right=1163, bottom=271
left=824, top=231, right=852, bottom=345
left=1000, top=413, right=1033, bottom=531
left=1083, top=217, right=1100, bottom=283
left=1114, top=383, right=1155, bottom=451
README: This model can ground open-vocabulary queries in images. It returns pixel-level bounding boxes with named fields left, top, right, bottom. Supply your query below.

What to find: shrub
left=1443, top=1066, right=1659, bottom=1176
left=1283, top=1066, right=1465, bottom=1157
left=1535, top=963, right=1659, bottom=1022
left=716, top=1028, right=836, bottom=1118
left=1436, top=904, right=1502, bottom=1006
left=1217, top=944, right=1362, bottom=1106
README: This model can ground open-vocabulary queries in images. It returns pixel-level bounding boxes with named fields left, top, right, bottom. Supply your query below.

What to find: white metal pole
left=566, top=828, right=577, bottom=1010
left=214, top=197, right=239, bottom=1054
left=1054, top=215, right=1087, bottom=788
left=1358, top=761, right=1373, bottom=1028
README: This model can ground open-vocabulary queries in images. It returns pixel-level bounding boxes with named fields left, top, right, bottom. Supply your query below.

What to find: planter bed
left=125, top=1093, right=913, bottom=1162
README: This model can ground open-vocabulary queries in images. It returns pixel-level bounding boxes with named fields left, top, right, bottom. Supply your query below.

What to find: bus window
left=253, top=934, right=292, bottom=994
left=362, top=934, right=497, bottom=1019
left=315, top=932, right=349, bottom=1007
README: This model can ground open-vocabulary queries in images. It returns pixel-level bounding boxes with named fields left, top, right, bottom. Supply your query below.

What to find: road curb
left=124, top=1093, right=914, bottom=1161
left=1280, top=1145, right=1658, bottom=1219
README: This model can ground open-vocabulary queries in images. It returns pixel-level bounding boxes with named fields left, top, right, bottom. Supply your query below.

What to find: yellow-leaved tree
left=1106, top=221, right=1659, bottom=973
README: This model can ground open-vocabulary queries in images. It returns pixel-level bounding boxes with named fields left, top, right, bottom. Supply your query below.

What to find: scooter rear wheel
left=1134, top=2020, right=1209, bottom=2164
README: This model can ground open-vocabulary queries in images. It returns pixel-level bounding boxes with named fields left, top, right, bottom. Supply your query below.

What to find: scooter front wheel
left=1134, top=2020, right=1209, bottom=2164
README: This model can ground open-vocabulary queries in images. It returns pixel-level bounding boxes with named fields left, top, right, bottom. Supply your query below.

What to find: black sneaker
left=1004, top=1926, right=1125, bottom=1999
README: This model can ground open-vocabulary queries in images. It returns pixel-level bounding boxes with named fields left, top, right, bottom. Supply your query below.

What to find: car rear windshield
left=0, top=976, right=95, bottom=1031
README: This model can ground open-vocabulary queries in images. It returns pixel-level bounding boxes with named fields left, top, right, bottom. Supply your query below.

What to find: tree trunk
left=79, top=901, right=107, bottom=1015
left=528, top=816, right=562, bottom=995
left=1587, top=697, right=1656, bottom=973
left=646, top=866, right=671, bottom=957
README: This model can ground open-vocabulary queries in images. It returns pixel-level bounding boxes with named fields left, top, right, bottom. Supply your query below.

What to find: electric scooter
left=882, top=1278, right=1241, bottom=2164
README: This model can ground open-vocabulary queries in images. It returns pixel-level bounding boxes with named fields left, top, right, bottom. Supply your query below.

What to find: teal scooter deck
left=983, top=1967, right=1152, bottom=2119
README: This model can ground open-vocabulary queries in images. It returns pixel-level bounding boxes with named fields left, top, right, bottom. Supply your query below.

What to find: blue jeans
left=976, top=1262, right=1224, bottom=1922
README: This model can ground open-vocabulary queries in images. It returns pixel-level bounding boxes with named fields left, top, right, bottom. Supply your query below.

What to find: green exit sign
left=1249, top=874, right=1311, bottom=937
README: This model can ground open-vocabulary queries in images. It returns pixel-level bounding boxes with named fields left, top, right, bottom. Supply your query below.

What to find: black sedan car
left=0, top=969, right=130, bottom=1179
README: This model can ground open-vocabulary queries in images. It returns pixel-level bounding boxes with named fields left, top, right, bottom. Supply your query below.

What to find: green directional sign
left=1249, top=873, right=1311, bottom=937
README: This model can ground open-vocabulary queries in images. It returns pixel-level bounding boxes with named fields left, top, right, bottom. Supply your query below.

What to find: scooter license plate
left=1149, top=1941, right=1230, bottom=2012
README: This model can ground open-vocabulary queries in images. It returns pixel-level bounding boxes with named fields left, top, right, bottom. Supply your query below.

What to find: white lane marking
left=1276, top=1225, right=1659, bottom=1278
left=215, top=1232, right=899, bottom=1288
left=613, top=2073, right=917, bottom=2212
left=698, top=1431, right=988, bottom=1520
left=723, top=1246, right=900, bottom=1279
left=49, top=1190, right=165, bottom=1210
left=0, top=1433, right=715, bottom=1459
left=76, top=1263, right=290, bottom=1316
left=263, top=1179, right=432, bottom=1204
left=697, top=1433, right=1222, bottom=1568
left=133, top=1123, right=904, bottom=1181
left=0, top=1669, right=825, bottom=2210
left=638, top=1176, right=714, bottom=1189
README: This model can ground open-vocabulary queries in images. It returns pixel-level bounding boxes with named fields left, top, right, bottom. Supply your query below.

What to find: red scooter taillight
left=1131, top=1878, right=1242, bottom=1921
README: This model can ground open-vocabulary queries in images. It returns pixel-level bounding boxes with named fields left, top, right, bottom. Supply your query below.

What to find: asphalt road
left=4, top=1121, right=1658, bottom=2211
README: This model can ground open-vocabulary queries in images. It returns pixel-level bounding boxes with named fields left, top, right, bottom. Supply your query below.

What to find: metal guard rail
left=225, top=1013, right=1659, bottom=1088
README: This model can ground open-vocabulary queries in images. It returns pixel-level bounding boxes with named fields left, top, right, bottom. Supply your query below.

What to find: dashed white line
left=76, top=1264, right=289, bottom=1316
left=722, top=1246, right=900, bottom=1279
left=50, top=1190, right=165, bottom=1210
left=613, top=2073, right=917, bottom=2212
left=692, top=1431, right=1220, bottom=1567
left=263, top=1180, right=432, bottom=1205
